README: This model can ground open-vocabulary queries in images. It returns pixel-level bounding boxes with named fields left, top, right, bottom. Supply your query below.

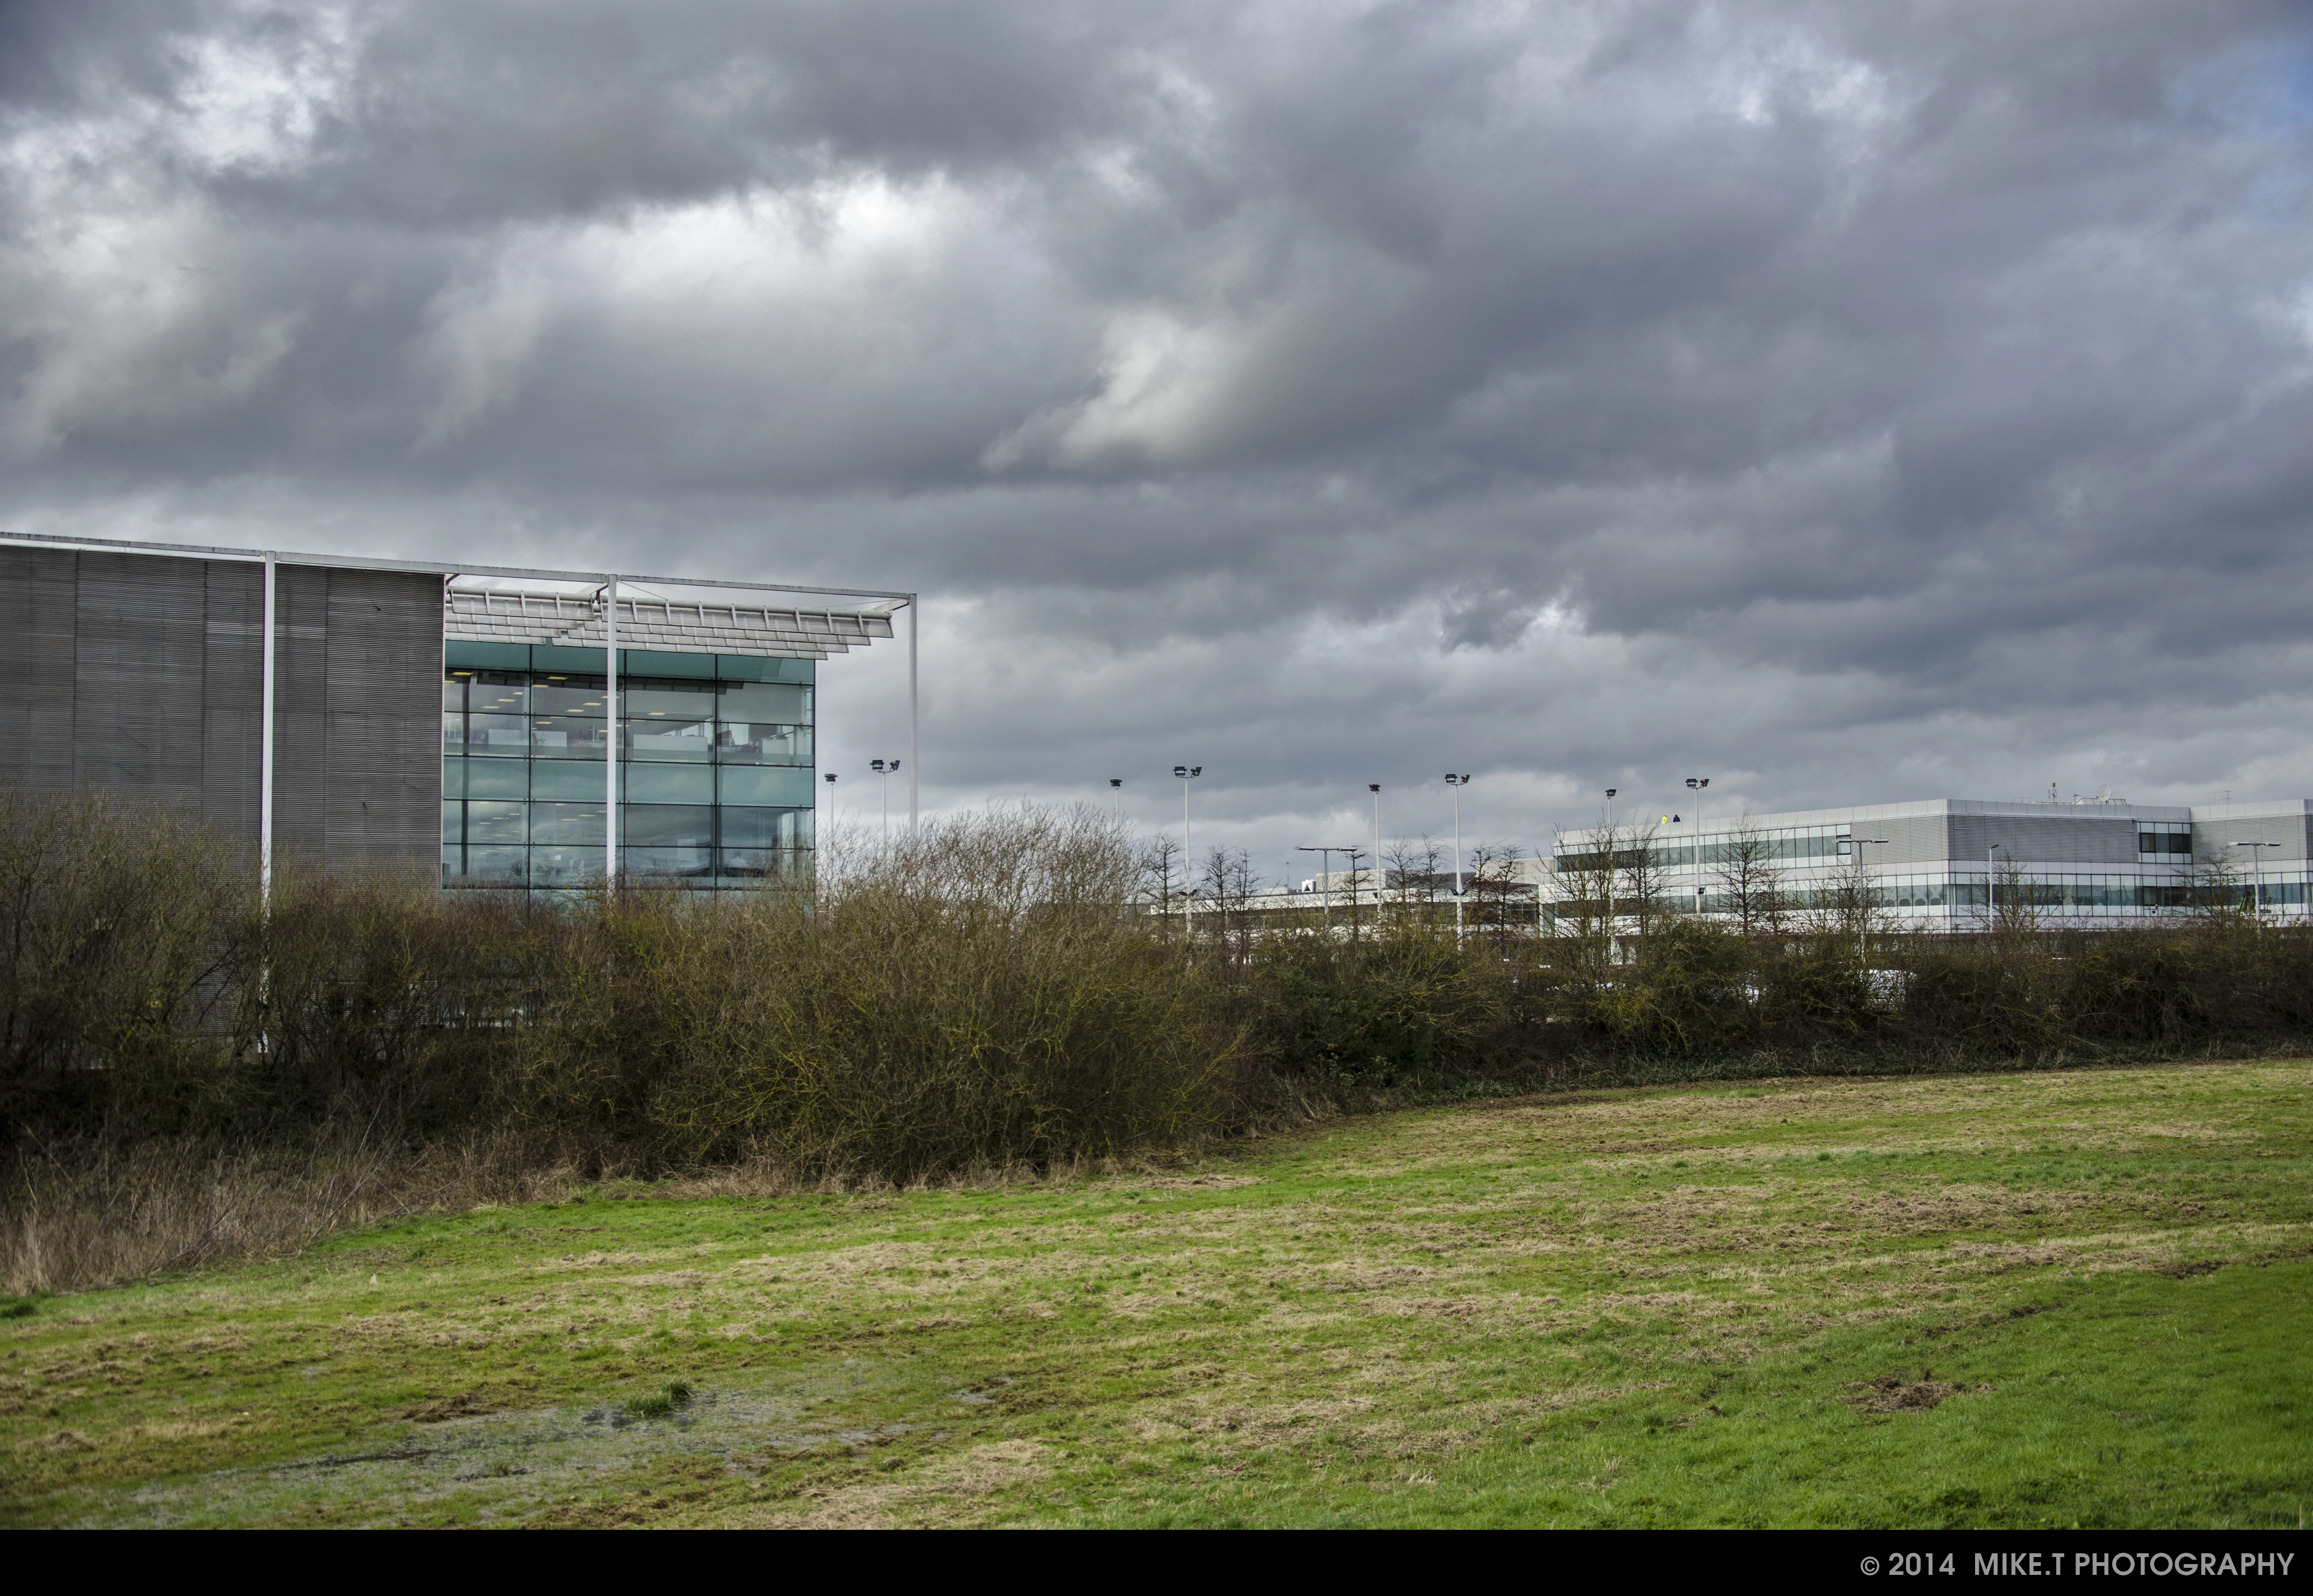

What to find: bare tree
left=1714, top=814, right=1787, bottom=940
left=1385, top=836, right=1446, bottom=924
left=1464, top=843, right=1532, bottom=954
left=2186, top=847, right=2249, bottom=927
left=1139, top=834, right=1182, bottom=928
left=1616, top=822, right=1672, bottom=944
left=1547, top=820, right=1621, bottom=974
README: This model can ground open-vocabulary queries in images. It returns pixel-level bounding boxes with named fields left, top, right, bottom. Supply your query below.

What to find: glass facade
left=440, top=646, right=814, bottom=891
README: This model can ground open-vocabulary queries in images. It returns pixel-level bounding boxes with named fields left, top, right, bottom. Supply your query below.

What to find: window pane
left=529, top=846, right=606, bottom=885
left=624, top=762, right=714, bottom=804
left=443, top=675, right=469, bottom=713
left=530, top=676, right=609, bottom=717
left=717, top=806, right=794, bottom=848
left=530, top=761, right=607, bottom=801
left=626, top=846, right=714, bottom=879
left=624, top=804, right=714, bottom=848
left=466, top=714, right=529, bottom=755
left=720, top=681, right=811, bottom=726
left=717, top=723, right=811, bottom=765
left=529, top=716, right=609, bottom=759
left=720, top=766, right=815, bottom=807
left=462, top=799, right=528, bottom=845
left=530, top=801, right=608, bottom=844
left=467, top=674, right=528, bottom=715
left=443, top=757, right=526, bottom=801
left=719, top=848, right=802, bottom=879
left=444, top=845, right=526, bottom=886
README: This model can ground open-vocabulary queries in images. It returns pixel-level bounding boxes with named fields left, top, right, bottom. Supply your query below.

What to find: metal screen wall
left=0, top=548, right=442, bottom=874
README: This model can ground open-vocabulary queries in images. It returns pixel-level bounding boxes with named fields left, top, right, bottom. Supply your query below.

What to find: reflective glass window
left=625, top=804, right=714, bottom=849
left=720, top=766, right=814, bottom=807
left=720, top=681, right=810, bottom=725
left=529, top=761, right=605, bottom=801
left=529, top=846, right=606, bottom=885
left=444, top=845, right=526, bottom=887
left=624, top=763, right=714, bottom=804
left=530, top=801, right=608, bottom=844
left=530, top=717, right=609, bottom=759
left=466, top=800, right=528, bottom=845
left=530, top=676, right=609, bottom=717
left=719, top=848, right=795, bottom=879
left=466, top=714, right=530, bottom=756
left=626, top=846, right=714, bottom=879
left=718, top=723, right=810, bottom=765
left=624, top=681, right=717, bottom=762
left=717, top=807, right=790, bottom=848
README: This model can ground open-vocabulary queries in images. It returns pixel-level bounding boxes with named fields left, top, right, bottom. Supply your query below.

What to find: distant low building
left=1547, top=797, right=2308, bottom=931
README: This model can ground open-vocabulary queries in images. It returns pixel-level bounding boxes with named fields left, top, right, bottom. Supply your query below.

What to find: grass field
left=3, top=1060, right=2308, bottom=1528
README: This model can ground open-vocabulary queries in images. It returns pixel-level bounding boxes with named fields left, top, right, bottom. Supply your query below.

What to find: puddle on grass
left=58, top=1360, right=927, bottom=1527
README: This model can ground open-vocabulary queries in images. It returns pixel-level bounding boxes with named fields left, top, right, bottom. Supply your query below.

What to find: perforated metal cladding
left=0, top=551, right=442, bottom=875
left=273, top=565, right=443, bottom=872
left=0, top=550, right=267, bottom=844
left=1949, top=811, right=2140, bottom=866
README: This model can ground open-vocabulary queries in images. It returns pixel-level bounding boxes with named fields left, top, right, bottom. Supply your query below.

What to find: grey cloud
left=4, top=0, right=2313, bottom=875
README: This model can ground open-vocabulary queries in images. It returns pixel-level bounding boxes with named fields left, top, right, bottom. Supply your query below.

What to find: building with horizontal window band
left=0, top=532, right=913, bottom=895
left=1545, top=797, right=2313, bottom=930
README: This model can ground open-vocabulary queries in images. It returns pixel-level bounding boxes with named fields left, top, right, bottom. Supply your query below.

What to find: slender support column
left=260, top=554, right=277, bottom=909
left=605, top=575, right=619, bottom=891
left=907, top=595, right=919, bottom=831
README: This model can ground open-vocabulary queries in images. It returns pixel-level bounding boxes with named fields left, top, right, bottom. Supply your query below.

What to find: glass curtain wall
left=441, top=662, right=815, bottom=890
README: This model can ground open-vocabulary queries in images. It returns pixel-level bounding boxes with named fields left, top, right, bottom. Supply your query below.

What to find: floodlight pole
left=1444, top=774, right=1471, bottom=942
left=260, top=555, right=276, bottom=911
left=1175, top=766, right=1202, bottom=944
left=907, top=595, right=919, bottom=832
left=1685, top=777, right=1709, bottom=915
left=605, top=575, right=619, bottom=893
left=1369, top=784, right=1382, bottom=911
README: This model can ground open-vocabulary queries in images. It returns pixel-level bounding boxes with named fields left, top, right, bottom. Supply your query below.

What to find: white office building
left=1547, top=797, right=2313, bottom=931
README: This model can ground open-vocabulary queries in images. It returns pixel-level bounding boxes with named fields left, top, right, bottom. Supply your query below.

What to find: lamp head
left=1605, top=788, right=1617, bottom=799
left=871, top=759, right=886, bottom=773
left=1173, top=765, right=1187, bottom=778
left=1685, top=778, right=1697, bottom=789
left=1109, top=778, right=1122, bottom=789
left=823, top=773, right=836, bottom=784
left=1369, top=783, right=1379, bottom=793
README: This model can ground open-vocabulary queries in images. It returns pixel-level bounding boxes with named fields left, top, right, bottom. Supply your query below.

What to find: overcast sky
left=5, top=0, right=2312, bottom=879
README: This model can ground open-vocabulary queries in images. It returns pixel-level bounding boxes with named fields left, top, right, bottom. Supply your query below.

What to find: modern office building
left=0, top=533, right=911, bottom=893
left=1547, top=796, right=2313, bottom=930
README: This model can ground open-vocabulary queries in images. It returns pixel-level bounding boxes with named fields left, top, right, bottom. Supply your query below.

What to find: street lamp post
left=1174, top=765, right=1202, bottom=944
left=870, top=758, right=901, bottom=844
left=1444, top=774, right=1471, bottom=942
left=1296, top=845, right=1355, bottom=928
left=1846, top=836, right=1890, bottom=962
left=1109, top=777, right=1122, bottom=822
left=2236, top=839, right=2282, bottom=929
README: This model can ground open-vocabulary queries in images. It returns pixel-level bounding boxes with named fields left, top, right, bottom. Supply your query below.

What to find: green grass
left=4, top=1062, right=2308, bottom=1527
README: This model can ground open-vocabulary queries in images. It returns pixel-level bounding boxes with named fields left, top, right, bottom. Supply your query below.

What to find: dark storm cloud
left=4, top=0, right=2313, bottom=869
